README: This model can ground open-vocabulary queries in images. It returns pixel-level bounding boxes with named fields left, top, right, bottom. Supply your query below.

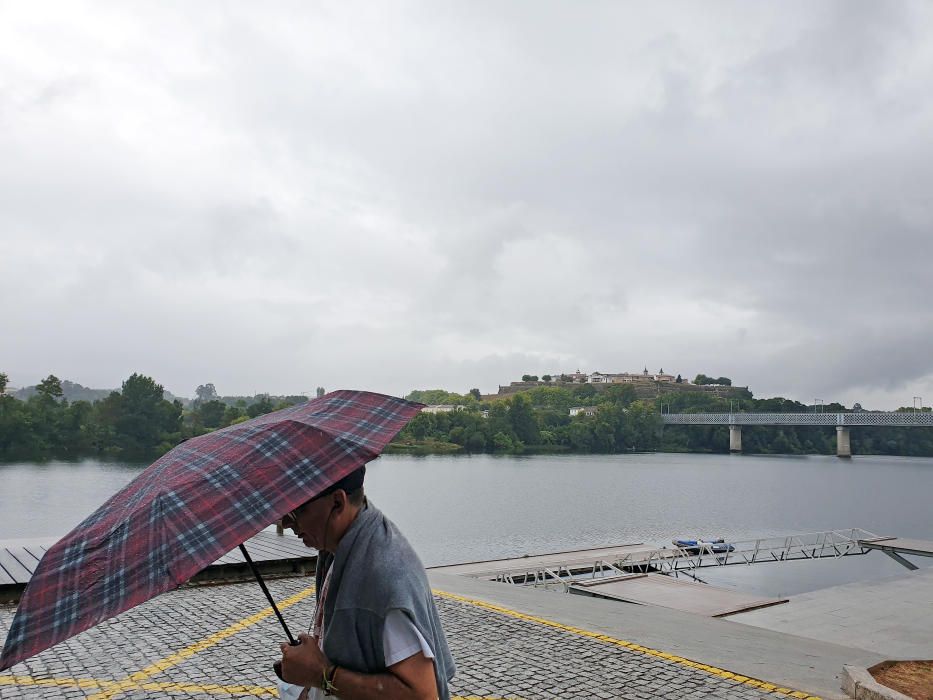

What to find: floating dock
left=0, top=530, right=315, bottom=603
left=430, top=546, right=789, bottom=618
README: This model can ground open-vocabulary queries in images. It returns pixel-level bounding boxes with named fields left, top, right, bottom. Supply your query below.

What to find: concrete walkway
left=2, top=574, right=849, bottom=699
left=429, top=572, right=884, bottom=700
left=728, top=566, right=933, bottom=659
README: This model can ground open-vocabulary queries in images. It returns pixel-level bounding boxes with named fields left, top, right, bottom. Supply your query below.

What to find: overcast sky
left=2, top=1, right=932, bottom=409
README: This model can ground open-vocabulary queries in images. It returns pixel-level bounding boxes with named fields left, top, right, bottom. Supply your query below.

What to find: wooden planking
left=0, top=531, right=314, bottom=589
left=0, top=548, right=35, bottom=584
left=239, top=533, right=310, bottom=561
left=253, top=533, right=308, bottom=556
left=0, top=559, right=15, bottom=585
left=19, top=546, right=45, bottom=566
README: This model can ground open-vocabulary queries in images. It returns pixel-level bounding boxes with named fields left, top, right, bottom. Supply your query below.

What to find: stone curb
left=841, top=664, right=914, bottom=700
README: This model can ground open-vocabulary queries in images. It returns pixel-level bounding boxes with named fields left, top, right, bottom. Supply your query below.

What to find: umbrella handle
left=238, top=543, right=297, bottom=644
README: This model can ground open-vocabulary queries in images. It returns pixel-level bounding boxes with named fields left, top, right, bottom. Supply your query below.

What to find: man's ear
left=332, top=489, right=347, bottom=512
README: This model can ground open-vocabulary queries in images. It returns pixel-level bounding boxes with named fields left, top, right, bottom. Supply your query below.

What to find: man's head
left=283, top=467, right=366, bottom=552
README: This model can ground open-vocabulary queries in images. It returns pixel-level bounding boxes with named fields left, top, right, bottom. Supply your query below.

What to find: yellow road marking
left=0, top=675, right=112, bottom=690
left=2, top=675, right=510, bottom=699
left=433, top=588, right=823, bottom=700
left=85, top=584, right=317, bottom=700
left=0, top=674, right=276, bottom=696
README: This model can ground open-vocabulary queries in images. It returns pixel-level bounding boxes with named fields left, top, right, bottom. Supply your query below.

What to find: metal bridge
left=661, top=412, right=933, bottom=427
left=661, top=411, right=933, bottom=455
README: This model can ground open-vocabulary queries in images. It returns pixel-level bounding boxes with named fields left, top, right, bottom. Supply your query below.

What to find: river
left=1, top=453, right=930, bottom=598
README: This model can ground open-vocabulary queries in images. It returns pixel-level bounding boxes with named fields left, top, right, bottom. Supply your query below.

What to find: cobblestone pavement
left=1, top=576, right=819, bottom=699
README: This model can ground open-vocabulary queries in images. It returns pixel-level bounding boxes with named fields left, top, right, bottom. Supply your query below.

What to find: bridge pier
left=836, top=426, right=851, bottom=458
left=729, top=425, right=742, bottom=453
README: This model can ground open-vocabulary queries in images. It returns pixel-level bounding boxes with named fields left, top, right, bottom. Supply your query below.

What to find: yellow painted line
left=433, top=589, right=823, bottom=700
left=0, top=674, right=276, bottom=696
left=130, top=585, right=316, bottom=680
left=2, top=674, right=512, bottom=699
left=86, top=584, right=316, bottom=700
left=130, top=680, right=276, bottom=696
left=0, top=675, right=112, bottom=690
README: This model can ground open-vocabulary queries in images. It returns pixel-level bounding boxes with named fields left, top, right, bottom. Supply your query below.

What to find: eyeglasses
left=282, top=507, right=301, bottom=529
left=282, top=496, right=315, bottom=528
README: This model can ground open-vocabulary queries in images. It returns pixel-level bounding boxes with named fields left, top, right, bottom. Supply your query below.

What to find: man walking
left=277, top=466, right=455, bottom=699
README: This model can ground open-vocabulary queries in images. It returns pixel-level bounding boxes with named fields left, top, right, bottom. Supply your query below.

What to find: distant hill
left=495, top=379, right=751, bottom=400
left=13, top=380, right=182, bottom=404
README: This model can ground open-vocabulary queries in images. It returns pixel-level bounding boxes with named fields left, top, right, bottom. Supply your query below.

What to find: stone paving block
left=1, top=576, right=810, bottom=699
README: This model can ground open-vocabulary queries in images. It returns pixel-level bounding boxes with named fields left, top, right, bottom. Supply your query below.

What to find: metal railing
left=493, top=528, right=879, bottom=589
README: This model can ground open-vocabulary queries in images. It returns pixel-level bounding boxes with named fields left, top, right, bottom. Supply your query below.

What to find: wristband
left=322, top=664, right=340, bottom=696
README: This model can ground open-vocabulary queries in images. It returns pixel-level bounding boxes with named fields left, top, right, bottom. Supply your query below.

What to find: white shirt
left=277, top=610, right=434, bottom=700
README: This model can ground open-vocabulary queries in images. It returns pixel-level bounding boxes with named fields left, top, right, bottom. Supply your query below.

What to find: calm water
left=2, top=453, right=931, bottom=597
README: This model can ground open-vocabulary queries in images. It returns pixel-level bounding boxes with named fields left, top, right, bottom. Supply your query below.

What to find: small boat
left=672, top=538, right=735, bottom=554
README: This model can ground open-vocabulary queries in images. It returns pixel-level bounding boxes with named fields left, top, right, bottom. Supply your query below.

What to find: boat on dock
left=672, top=538, right=735, bottom=554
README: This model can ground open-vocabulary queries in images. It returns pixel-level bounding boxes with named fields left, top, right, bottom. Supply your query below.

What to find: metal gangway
left=491, top=528, right=880, bottom=591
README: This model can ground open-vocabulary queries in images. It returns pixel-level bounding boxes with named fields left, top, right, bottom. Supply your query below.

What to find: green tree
left=603, top=384, right=637, bottom=407
left=223, top=405, right=245, bottom=425
left=469, top=388, right=482, bottom=401
left=102, top=373, right=182, bottom=455
left=448, top=426, right=466, bottom=445
left=465, top=431, right=486, bottom=452
left=0, top=393, right=31, bottom=458
left=621, top=400, right=661, bottom=450
left=195, top=383, right=218, bottom=404
left=27, top=375, right=67, bottom=454
left=575, top=383, right=597, bottom=399
left=486, top=403, right=512, bottom=438
left=0, top=372, right=8, bottom=395
left=567, top=419, right=595, bottom=451
left=491, top=431, right=514, bottom=452
left=406, top=413, right=432, bottom=441
left=198, top=400, right=227, bottom=428
left=508, top=394, right=539, bottom=444
left=406, top=389, right=467, bottom=405
left=36, top=375, right=64, bottom=401
left=246, top=396, right=275, bottom=418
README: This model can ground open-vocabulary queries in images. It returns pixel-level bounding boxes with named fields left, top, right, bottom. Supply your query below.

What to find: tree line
left=0, top=372, right=301, bottom=461
left=397, top=384, right=933, bottom=456
left=2, top=371, right=931, bottom=460
left=399, top=387, right=662, bottom=454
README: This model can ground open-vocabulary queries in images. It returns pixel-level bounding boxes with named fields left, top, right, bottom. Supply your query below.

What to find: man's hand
left=279, top=634, right=330, bottom=688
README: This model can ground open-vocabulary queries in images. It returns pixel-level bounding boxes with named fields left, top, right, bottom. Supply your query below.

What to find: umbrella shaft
left=238, top=543, right=296, bottom=644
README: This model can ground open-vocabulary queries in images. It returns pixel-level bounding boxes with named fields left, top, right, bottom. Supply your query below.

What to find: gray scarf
left=316, top=501, right=455, bottom=699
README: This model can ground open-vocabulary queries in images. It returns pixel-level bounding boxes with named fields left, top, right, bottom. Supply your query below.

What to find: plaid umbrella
left=0, top=389, right=422, bottom=671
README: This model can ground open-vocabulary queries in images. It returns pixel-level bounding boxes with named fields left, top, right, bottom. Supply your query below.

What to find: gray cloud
left=2, top=1, right=932, bottom=408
